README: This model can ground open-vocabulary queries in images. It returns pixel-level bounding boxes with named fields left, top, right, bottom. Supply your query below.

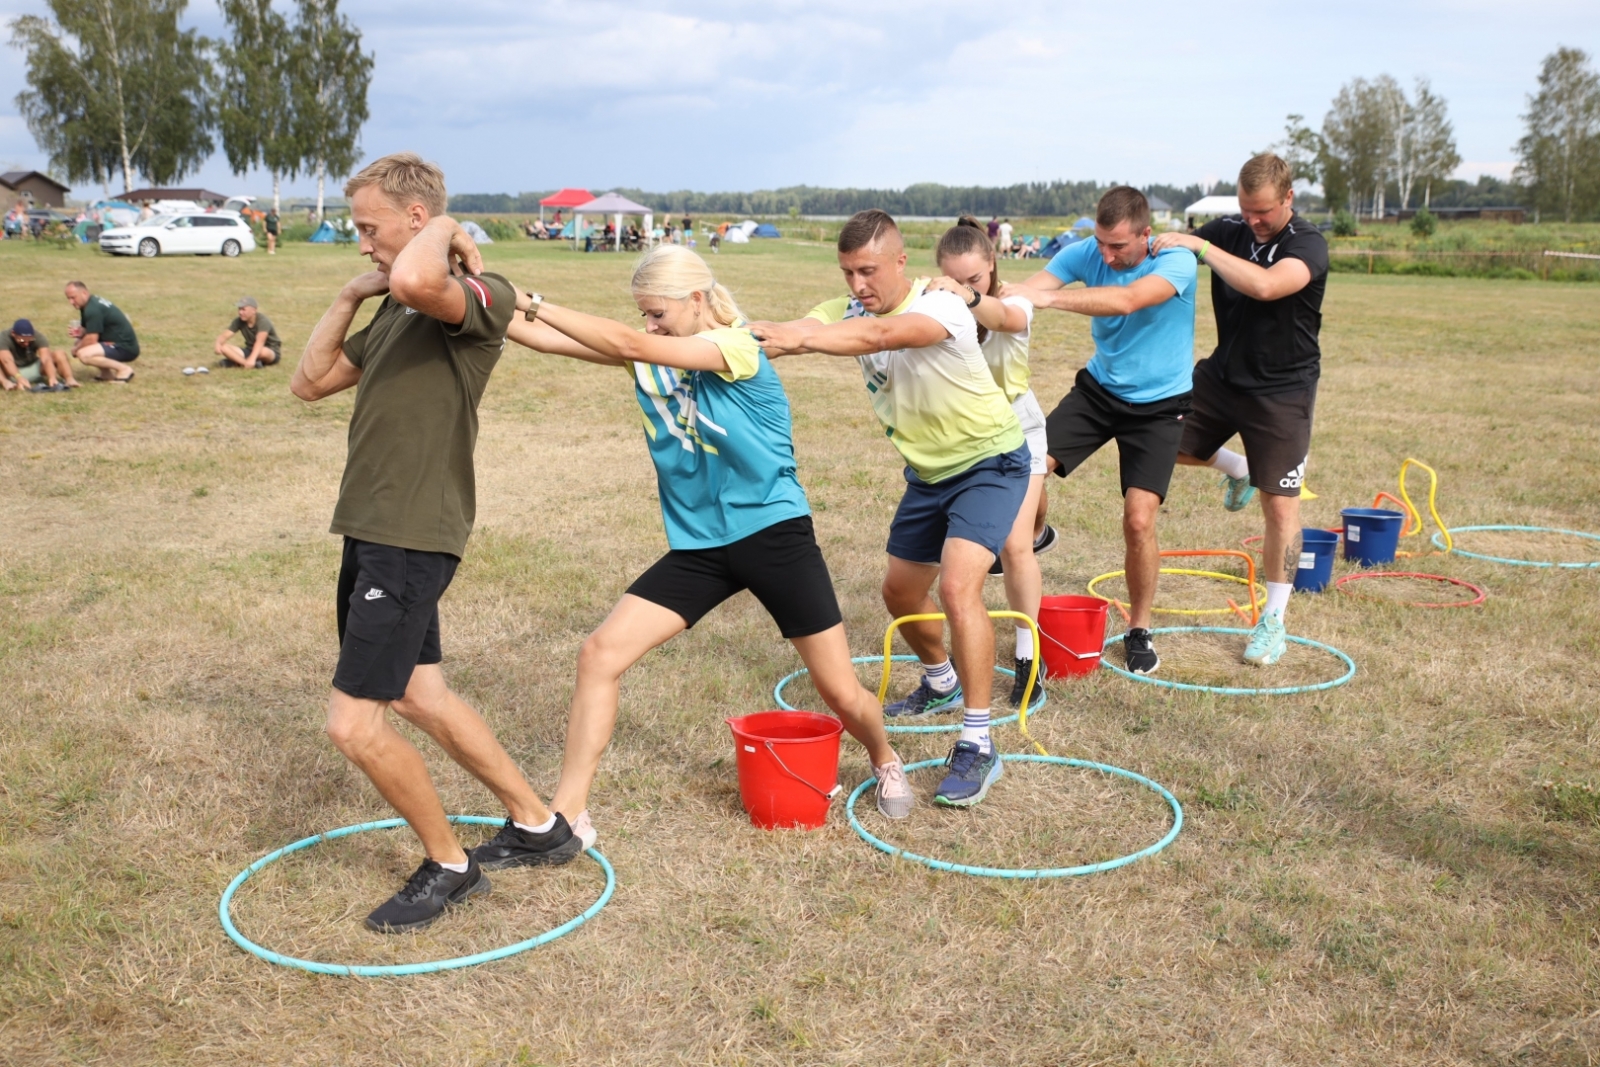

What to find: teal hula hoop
left=773, top=654, right=1045, bottom=734
left=1433, top=525, right=1600, bottom=569
left=846, top=755, right=1182, bottom=878
left=1101, top=626, right=1356, bottom=696
left=219, top=815, right=615, bottom=976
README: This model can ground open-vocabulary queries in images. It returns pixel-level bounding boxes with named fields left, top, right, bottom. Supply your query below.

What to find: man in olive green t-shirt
left=215, top=296, right=282, bottom=367
left=290, top=152, right=579, bottom=935
left=64, top=282, right=140, bottom=382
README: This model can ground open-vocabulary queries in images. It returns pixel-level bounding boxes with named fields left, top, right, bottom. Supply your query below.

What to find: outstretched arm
left=525, top=300, right=730, bottom=372
left=1152, top=231, right=1312, bottom=300
left=1003, top=274, right=1177, bottom=318
left=747, top=313, right=948, bottom=357
left=290, top=271, right=387, bottom=401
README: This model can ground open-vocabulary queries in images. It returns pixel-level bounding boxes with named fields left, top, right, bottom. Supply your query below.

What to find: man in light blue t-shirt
left=1003, top=186, right=1197, bottom=675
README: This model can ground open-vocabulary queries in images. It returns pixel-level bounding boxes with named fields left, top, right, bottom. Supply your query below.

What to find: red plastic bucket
left=1037, top=594, right=1110, bottom=677
left=725, top=711, right=843, bottom=830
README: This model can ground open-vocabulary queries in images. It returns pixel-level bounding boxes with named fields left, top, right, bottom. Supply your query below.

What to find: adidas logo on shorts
left=1279, top=460, right=1307, bottom=490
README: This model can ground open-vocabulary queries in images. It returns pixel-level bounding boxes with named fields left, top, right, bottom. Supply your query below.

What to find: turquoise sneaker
left=1222, top=474, right=1256, bottom=512
left=1242, top=614, right=1287, bottom=666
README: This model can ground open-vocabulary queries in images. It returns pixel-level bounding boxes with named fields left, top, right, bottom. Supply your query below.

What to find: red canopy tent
left=539, top=188, right=593, bottom=225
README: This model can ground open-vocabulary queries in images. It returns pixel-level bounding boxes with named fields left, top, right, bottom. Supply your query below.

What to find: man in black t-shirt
left=1152, top=153, right=1328, bottom=668
left=290, top=152, right=580, bottom=935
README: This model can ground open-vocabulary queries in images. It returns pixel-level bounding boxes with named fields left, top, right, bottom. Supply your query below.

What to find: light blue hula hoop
left=846, top=755, right=1182, bottom=878
left=773, top=654, right=1046, bottom=734
left=1100, top=626, right=1356, bottom=696
left=1433, top=525, right=1600, bottom=569
left=219, top=815, right=615, bottom=976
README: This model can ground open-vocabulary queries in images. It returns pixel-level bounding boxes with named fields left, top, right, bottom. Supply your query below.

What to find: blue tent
left=751, top=223, right=781, bottom=238
left=1070, top=215, right=1095, bottom=232
left=1039, top=231, right=1083, bottom=259
left=309, top=219, right=350, bottom=243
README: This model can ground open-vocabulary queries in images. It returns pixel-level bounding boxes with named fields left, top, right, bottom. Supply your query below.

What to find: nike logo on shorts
left=365, top=587, right=386, bottom=600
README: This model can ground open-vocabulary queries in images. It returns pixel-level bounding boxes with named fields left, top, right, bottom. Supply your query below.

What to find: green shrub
left=477, top=218, right=520, bottom=242
left=1410, top=208, right=1437, bottom=238
left=1333, top=210, right=1358, bottom=237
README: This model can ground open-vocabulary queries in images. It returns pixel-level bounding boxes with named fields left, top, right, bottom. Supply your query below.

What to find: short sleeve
left=228, top=317, right=244, bottom=333
left=1196, top=217, right=1228, bottom=243
left=805, top=296, right=852, bottom=324
left=31, top=334, right=49, bottom=350
left=343, top=322, right=372, bottom=369
left=448, top=273, right=515, bottom=342
left=1045, top=240, right=1089, bottom=285
left=999, top=295, right=1034, bottom=337
left=80, top=301, right=105, bottom=335
left=909, top=288, right=972, bottom=343
left=699, top=327, right=763, bottom=382
left=1279, top=226, right=1329, bottom=278
left=1153, top=248, right=1197, bottom=293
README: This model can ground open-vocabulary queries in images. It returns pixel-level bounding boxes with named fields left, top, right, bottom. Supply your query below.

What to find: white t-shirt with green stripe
left=807, top=280, right=1023, bottom=484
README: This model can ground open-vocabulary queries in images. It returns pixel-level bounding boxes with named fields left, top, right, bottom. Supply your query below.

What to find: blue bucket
left=1294, top=528, right=1340, bottom=592
left=1341, top=508, right=1405, bottom=566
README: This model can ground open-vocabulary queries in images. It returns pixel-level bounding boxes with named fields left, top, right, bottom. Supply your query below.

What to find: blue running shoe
left=934, top=741, right=1003, bottom=807
left=1242, top=614, right=1287, bottom=666
left=1222, top=474, right=1256, bottom=512
left=884, top=677, right=963, bottom=718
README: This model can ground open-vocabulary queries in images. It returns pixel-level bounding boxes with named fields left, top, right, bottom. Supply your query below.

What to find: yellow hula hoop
left=880, top=611, right=1048, bottom=757
left=1087, top=568, right=1267, bottom=619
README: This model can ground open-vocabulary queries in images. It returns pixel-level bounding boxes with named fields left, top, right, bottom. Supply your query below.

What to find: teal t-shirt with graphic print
left=628, top=326, right=811, bottom=550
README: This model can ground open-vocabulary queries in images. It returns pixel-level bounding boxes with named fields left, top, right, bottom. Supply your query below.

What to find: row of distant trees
left=10, top=0, right=372, bottom=217
left=1281, top=47, right=1600, bottom=222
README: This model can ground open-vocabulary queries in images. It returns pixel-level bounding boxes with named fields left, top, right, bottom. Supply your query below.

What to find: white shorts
left=1013, top=390, right=1048, bottom=476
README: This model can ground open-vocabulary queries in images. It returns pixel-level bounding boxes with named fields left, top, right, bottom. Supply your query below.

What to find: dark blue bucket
left=1341, top=508, right=1405, bottom=566
left=1294, top=528, right=1340, bottom=592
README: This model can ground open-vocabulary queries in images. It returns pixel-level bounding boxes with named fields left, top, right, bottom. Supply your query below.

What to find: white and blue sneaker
left=1222, top=474, right=1256, bottom=512
left=934, top=741, right=1003, bottom=807
left=885, top=678, right=963, bottom=718
left=1243, top=614, right=1287, bottom=666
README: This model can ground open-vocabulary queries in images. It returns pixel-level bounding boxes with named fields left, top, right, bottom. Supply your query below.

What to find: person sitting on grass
left=64, top=281, right=139, bottom=383
left=3, top=319, right=79, bottom=392
left=504, top=244, right=915, bottom=849
left=214, top=296, right=282, bottom=368
left=749, top=210, right=1031, bottom=811
left=290, top=151, right=580, bottom=935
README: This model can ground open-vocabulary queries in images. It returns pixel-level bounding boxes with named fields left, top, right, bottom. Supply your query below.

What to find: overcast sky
left=2, top=0, right=1597, bottom=202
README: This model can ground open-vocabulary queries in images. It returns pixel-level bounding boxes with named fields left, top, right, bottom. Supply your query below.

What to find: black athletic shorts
left=627, top=515, right=843, bottom=639
left=101, top=343, right=138, bottom=363
left=1180, top=360, right=1317, bottom=498
left=1045, top=368, right=1193, bottom=501
left=333, top=537, right=459, bottom=701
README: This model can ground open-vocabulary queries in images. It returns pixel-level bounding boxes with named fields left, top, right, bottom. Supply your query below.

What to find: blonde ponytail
left=630, top=245, right=743, bottom=327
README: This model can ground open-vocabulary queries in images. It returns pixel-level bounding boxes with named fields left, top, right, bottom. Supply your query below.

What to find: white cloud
left=1453, top=160, right=1517, bottom=181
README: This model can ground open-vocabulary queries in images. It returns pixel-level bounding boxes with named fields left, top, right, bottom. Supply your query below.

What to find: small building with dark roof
left=1, top=170, right=71, bottom=208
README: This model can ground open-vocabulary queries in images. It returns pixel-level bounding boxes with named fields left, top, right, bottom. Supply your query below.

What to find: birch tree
left=1514, top=47, right=1600, bottom=223
left=217, top=0, right=298, bottom=213
left=1410, top=81, right=1460, bottom=209
left=290, top=0, right=372, bottom=220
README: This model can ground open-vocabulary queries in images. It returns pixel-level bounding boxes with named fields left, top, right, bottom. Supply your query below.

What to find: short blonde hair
left=1239, top=153, right=1293, bottom=199
left=630, top=245, right=742, bottom=326
left=344, top=152, right=448, bottom=216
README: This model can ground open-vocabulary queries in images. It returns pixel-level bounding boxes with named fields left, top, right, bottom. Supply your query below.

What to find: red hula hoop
left=1333, top=571, right=1487, bottom=609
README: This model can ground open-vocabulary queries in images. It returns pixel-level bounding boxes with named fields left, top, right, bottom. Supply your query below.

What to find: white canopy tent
left=1183, top=195, right=1241, bottom=219
left=573, top=192, right=654, bottom=251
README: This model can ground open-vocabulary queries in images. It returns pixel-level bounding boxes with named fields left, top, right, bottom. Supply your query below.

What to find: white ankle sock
left=1015, top=626, right=1034, bottom=660
left=924, top=658, right=958, bottom=694
left=1209, top=447, right=1249, bottom=480
left=438, top=858, right=469, bottom=874
left=960, top=708, right=991, bottom=752
left=1265, top=581, right=1292, bottom=619
left=514, top=814, right=558, bottom=834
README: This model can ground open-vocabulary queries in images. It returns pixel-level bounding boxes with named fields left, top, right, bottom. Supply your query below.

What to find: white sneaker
left=571, top=810, right=597, bottom=850
left=872, top=760, right=914, bottom=819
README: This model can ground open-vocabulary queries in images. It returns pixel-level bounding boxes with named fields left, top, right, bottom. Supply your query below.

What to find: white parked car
left=99, top=211, right=257, bottom=258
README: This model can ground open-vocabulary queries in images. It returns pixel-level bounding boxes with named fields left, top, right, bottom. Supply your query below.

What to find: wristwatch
left=964, top=285, right=981, bottom=308
left=524, top=292, right=544, bottom=321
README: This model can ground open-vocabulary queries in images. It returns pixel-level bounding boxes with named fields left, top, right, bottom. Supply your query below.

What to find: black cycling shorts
left=1045, top=368, right=1193, bottom=501
left=1180, top=360, right=1317, bottom=498
left=627, top=515, right=843, bottom=639
left=333, top=537, right=459, bottom=702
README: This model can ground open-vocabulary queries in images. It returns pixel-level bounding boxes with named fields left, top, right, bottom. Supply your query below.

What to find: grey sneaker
left=872, top=760, right=914, bottom=819
left=884, top=677, right=963, bottom=718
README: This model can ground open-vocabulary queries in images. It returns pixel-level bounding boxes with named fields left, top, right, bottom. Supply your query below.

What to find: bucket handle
left=1037, top=627, right=1104, bottom=659
left=763, top=740, right=841, bottom=801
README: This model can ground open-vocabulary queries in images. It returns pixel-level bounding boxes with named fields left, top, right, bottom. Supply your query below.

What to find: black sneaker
left=1007, top=657, right=1045, bottom=710
left=1033, top=524, right=1059, bottom=555
left=1124, top=628, right=1160, bottom=675
left=365, top=857, right=490, bottom=933
left=468, top=814, right=582, bottom=870
left=988, top=552, right=1005, bottom=576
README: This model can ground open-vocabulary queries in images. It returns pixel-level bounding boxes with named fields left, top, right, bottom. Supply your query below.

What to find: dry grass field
left=2, top=234, right=1599, bottom=1067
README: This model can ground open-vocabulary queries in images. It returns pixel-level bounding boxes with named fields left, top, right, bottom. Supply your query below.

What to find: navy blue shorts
left=886, top=446, right=1031, bottom=565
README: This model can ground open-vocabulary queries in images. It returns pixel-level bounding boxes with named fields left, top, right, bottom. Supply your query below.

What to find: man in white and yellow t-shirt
left=751, top=210, right=1029, bottom=810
